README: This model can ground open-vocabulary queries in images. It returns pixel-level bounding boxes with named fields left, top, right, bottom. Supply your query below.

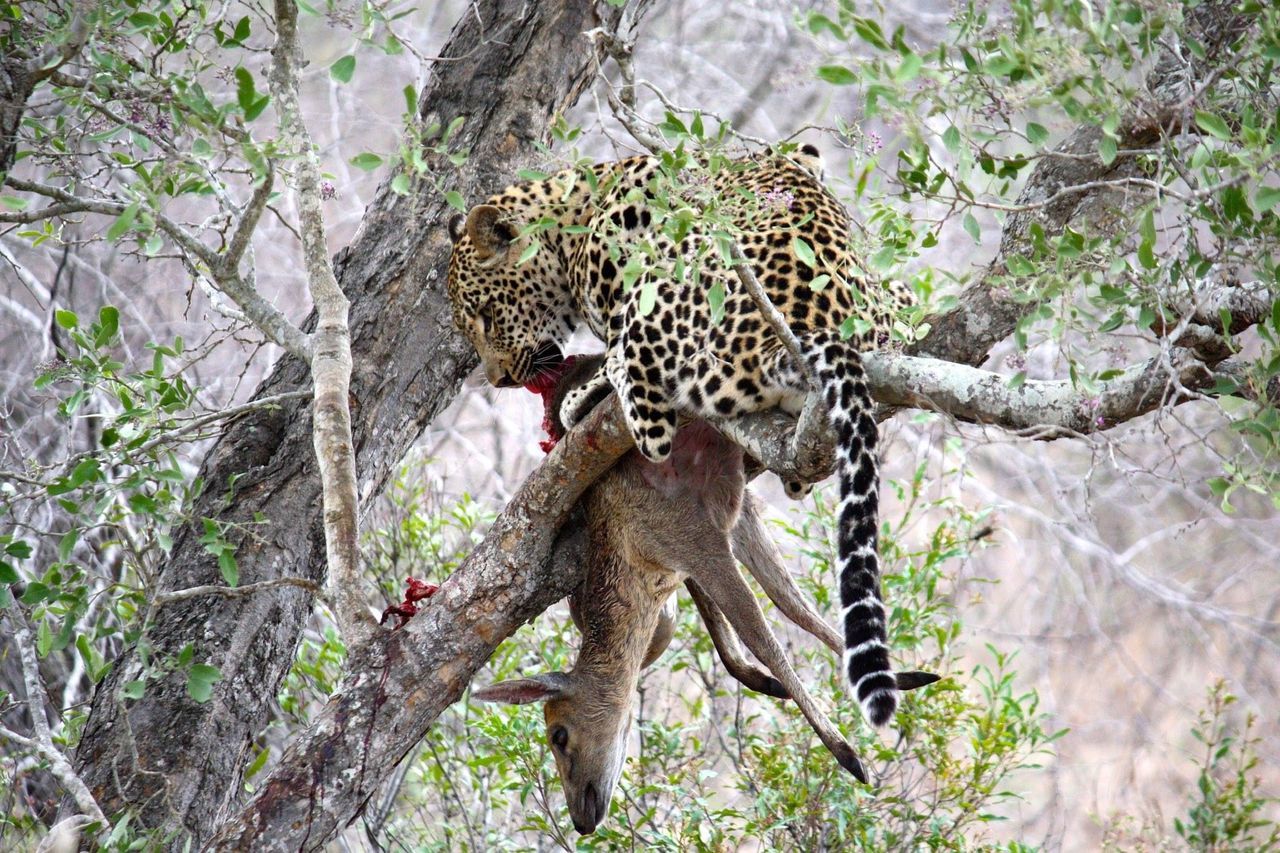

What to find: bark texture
left=71, top=0, right=646, bottom=844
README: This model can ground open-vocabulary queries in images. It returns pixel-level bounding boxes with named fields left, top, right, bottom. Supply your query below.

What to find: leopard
left=447, top=145, right=908, bottom=727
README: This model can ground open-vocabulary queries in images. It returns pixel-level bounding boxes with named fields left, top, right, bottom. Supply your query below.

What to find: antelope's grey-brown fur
left=473, top=356, right=937, bottom=834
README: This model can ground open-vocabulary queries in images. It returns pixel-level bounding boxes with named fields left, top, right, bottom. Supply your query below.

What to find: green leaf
left=1026, top=122, right=1048, bottom=146
left=1007, top=371, right=1026, bottom=390
left=638, top=281, right=657, bottom=316
left=1254, top=187, right=1280, bottom=213
left=445, top=191, right=465, bottom=212
left=349, top=153, right=383, bottom=171
left=4, top=540, right=32, bottom=560
left=962, top=212, right=981, bottom=243
left=517, top=240, right=541, bottom=265
left=244, top=747, right=270, bottom=780
left=0, top=561, right=18, bottom=584
left=707, top=281, right=725, bottom=324
left=21, top=582, right=52, bottom=606
left=895, top=52, right=923, bottom=83
left=1098, top=136, right=1117, bottom=166
left=106, top=202, right=140, bottom=241
left=1006, top=254, right=1034, bottom=276
left=96, top=305, right=119, bottom=346
left=187, top=664, right=222, bottom=703
left=809, top=274, right=832, bottom=291
left=1194, top=111, right=1231, bottom=141
left=244, top=96, right=270, bottom=122
left=390, top=174, right=410, bottom=195
left=234, top=67, right=257, bottom=113
left=330, top=55, right=356, bottom=83
left=69, top=458, right=100, bottom=488
left=122, top=680, right=146, bottom=700
left=816, top=65, right=857, bottom=86
left=517, top=169, right=549, bottom=182
left=792, top=237, right=817, bottom=269
left=218, top=550, right=238, bottom=587
left=37, top=619, right=52, bottom=657
left=942, top=125, right=961, bottom=154
left=1138, top=209, right=1157, bottom=270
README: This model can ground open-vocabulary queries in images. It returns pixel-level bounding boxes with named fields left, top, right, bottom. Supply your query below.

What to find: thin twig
left=153, top=577, right=324, bottom=607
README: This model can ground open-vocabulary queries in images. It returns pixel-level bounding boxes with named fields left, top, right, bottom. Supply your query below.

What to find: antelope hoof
left=830, top=739, right=868, bottom=784
left=895, top=670, right=942, bottom=691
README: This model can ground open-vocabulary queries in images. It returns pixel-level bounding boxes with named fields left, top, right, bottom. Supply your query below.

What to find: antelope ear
left=463, top=204, right=518, bottom=259
left=472, top=673, right=571, bottom=705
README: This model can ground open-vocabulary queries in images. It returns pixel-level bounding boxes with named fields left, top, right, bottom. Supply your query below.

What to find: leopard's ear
left=463, top=204, right=518, bottom=260
left=448, top=213, right=467, bottom=243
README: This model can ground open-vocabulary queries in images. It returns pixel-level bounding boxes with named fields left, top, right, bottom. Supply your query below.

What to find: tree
left=2, top=0, right=1277, bottom=850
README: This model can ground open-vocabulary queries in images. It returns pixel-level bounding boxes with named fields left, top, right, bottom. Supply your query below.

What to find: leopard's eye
left=478, top=305, right=493, bottom=335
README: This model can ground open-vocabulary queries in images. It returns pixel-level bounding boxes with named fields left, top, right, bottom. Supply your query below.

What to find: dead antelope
left=473, top=356, right=937, bottom=834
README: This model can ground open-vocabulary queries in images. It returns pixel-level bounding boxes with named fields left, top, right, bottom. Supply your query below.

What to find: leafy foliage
left=352, top=456, right=1061, bottom=850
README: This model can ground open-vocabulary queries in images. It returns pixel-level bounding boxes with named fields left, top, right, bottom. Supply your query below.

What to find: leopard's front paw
left=559, top=371, right=614, bottom=431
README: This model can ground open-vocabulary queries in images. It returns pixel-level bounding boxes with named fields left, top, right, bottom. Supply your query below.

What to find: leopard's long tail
left=801, top=334, right=896, bottom=726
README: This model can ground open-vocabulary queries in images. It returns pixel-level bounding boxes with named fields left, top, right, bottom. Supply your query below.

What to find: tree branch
left=152, top=577, right=324, bottom=609
left=2, top=177, right=312, bottom=361
left=909, top=1, right=1258, bottom=368
left=210, top=395, right=637, bottom=851
left=268, top=0, right=369, bottom=644
left=4, top=610, right=108, bottom=841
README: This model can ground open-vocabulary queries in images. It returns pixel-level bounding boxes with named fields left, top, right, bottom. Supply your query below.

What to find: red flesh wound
left=380, top=576, right=440, bottom=628
left=523, top=355, right=576, bottom=454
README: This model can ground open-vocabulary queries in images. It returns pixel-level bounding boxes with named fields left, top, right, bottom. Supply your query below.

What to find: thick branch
left=210, top=397, right=635, bottom=850
left=863, top=349, right=1219, bottom=438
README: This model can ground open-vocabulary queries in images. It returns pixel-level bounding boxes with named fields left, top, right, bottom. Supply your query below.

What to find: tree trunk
left=71, top=0, right=650, bottom=844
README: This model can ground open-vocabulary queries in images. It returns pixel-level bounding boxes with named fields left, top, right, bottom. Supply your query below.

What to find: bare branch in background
left=0, top=177, right=312, bottom=360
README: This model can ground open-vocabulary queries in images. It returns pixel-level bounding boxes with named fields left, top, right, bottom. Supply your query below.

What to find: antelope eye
left=550, top=726, right=568, bottom=750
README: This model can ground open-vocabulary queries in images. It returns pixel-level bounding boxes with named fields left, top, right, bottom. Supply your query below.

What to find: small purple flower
left=320, top=181, right=337, bottom=201
left=865, top=131, right=883, bottom=153
left=761, top=185, right=796, bottom=213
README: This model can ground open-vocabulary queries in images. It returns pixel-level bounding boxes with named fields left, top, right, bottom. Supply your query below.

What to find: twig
left=153, top=577, right=323, bottom=608
left=2, top=177, right=311, bottom=360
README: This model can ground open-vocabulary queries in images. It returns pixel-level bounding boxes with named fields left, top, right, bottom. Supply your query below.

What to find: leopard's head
left=447, top=204, right=572, bottom=387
